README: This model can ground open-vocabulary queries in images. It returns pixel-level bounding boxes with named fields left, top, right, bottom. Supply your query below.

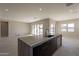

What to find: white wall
left=9, top=21, right=30, bottom=36
left=56, top=18, right=79, bottom=39
left=0, top=21, right=30, bottom=56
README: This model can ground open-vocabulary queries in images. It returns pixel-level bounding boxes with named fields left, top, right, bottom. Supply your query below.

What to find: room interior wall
left=0, top=21, right=31, bottom=56
left=56, top=18, right=79, bottom=39
left=9, top=21, right=30, bottom=37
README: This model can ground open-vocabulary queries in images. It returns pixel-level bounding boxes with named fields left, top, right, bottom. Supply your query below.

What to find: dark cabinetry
left=18, top=35, right=62, bottom=56
left=33, top=38, right=57, bottom=56
left=33, top=35, right=62, bottom=56
left=18, top=39, right=31, bottom=56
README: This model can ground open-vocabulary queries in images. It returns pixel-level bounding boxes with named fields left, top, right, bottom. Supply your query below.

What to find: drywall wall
left=57, top=18, right=79, bottom=39
left=9, top=21, right=30, bottom=36
left=8, top=21, right=30, bottom=55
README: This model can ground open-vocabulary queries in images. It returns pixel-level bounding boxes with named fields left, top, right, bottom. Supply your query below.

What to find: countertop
left=18, top=34, right=61, bottom=47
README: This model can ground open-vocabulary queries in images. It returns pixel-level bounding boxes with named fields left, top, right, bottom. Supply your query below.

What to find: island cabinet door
left=38, top=40, right=52, bottom=56
left=33, top=39, right=57, bottom=56
left=40, top=39, right=57, bottom=56
left=18, top=39, right=31, bottom=56
left=51, top=38, right=57, bottom=54
left=33, top=41, right=51, bottom=56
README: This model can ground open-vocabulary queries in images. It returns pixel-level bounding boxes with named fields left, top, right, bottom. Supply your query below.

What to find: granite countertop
left=18, top=34, right=60, bottom=47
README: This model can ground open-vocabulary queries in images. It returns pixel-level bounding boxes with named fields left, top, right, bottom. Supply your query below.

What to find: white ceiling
left=0, top=3, right=79, bottom=23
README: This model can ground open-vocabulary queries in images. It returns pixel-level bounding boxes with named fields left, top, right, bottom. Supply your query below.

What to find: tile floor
left=0, top=36, right=79, bottom=56
left=53, top=37, right=79, bottom=56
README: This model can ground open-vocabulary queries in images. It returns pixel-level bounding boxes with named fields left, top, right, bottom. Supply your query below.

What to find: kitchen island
left=18, top=34, right=62, bottom=56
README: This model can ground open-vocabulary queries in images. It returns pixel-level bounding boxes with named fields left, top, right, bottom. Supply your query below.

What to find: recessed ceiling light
left=5, top=9, right=8, bottom=11
left=39, top=8, right=42, bottom=11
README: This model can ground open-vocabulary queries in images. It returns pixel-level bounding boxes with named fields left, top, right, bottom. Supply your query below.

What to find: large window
left=50, top=24, right=55, bottom=35
left=39, top=24, right=43, bottom=35
left=61, top=24, right=67, bottom=32
left=68, top=23, right=74, bottom=32
left=61, top=23, right=75, bottom=32
left=32, top=24, right=43, bottom=35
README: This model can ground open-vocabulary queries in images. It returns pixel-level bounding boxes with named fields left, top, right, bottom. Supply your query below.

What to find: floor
left=53, top=36, right=79, bottom=56
left=0, top=36, right=79, bottom=56
left=0, top=36, right=18, bottom=56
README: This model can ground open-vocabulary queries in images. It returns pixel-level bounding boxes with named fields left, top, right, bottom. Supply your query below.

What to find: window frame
left=68, top=23, right=75, bottom=32
left=50, top=24, right=55, bottom=35
left=61, top=23, right=75, bottom=32
left=61, top=24, right=67, bottom=32
left=32, top=24, right=43, bottom=35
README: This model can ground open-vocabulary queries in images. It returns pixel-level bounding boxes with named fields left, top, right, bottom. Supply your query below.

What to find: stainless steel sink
left=45, top=35, right=54, bottom=37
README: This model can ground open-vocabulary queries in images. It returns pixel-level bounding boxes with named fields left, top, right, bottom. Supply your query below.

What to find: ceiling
left=0, top=3, right=79, bottom=23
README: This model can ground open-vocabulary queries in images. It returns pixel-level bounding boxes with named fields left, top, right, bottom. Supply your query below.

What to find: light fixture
left=4, top=9, right=8, bottom=11
left=39, top=8, right=42, bottom=11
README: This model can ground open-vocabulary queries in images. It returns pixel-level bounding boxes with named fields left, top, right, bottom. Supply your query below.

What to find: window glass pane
left=50, top=24, right=55, bottom=35
left=68, top=23, right=74, bottom=32
left=50, top=32, right=54, bottom=35
left=40, top=29, right=43, bottom=34
left=61, top=24, right=67, bottom=32
left=32, top=25, right=35, bottom=34
left=50, top=29, right=54, bottom=32
left=51, top=24, right=54, bottom=28
left=32, top=24, right=43, bottom=35
left=68, top=23, right=74, bottom=27
left=61, top=23, right=75, bottom=32
left=68, top=28, right=74, bottom=32
left=50, top=31, right=55, bottom=35
left=37, top=24, right=39, bottom=35
left=34, top=24, right=37, bottom=35
left=39, top=24, right=43, bottom=28
left=39, top=24, right=43, bottom=35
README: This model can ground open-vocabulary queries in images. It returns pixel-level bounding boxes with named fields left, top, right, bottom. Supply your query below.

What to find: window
left=61, top=24, right=67, bottom=32
left=32, top=24, right=43, bottom=35
left=32, top=25, right=35, bottom=35
left=61, top=23, right=75, bottom=32
left=50, top=24, right=55, bottom=35
left=68, top=23, right=74, bottom=32
left=39, top=24, right=43, bottom=34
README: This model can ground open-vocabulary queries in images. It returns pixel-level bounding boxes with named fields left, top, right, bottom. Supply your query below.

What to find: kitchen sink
left=45, top=35, right=54, bottom=37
